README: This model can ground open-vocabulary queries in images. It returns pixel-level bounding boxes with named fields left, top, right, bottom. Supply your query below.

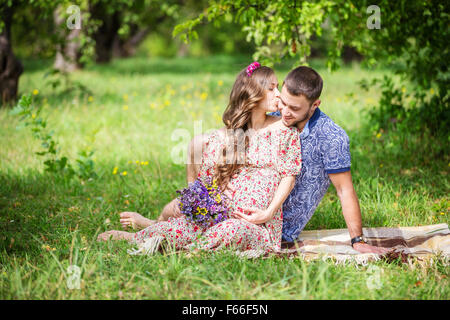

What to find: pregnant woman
left=98, top=62, right=302, bottom=256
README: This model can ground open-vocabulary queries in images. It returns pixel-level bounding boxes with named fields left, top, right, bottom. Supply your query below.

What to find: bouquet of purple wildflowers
left=176, top=176, right=230, bottom=229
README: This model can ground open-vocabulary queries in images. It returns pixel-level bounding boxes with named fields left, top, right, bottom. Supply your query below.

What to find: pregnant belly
left=229, top=168, right=281, bottom=213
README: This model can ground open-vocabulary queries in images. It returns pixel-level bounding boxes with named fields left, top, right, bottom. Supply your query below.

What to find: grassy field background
left=0, top=55, right=448, bottom=299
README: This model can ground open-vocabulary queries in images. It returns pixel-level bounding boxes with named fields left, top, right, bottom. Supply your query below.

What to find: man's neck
left=296, top=119, right=309, bottom=132
left=296, top=107, right=319, bottom=132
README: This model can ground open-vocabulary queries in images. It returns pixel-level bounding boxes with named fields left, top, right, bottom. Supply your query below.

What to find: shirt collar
left=299, top=108, right=321, bottom=139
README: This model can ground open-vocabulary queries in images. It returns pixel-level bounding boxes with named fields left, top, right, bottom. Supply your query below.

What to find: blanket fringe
left=127, top=235, right=165, bottom=256
left=235, top=249, right=266, bottom=259
left=322, top=253, right=381, bottom=266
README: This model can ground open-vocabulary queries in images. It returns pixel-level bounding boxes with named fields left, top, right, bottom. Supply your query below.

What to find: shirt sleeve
left=276, top=127, right=302, bottom=178
left=267, top=111, right=281, bottom=117
left=320, top=126, right=351, bottom=174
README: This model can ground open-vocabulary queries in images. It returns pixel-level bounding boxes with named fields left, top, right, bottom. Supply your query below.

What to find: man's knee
left=187, top=134, right=206, bottom=166
left=158, top=198, right=180, bottom=221
left=186, top=133, right=207, bottom=183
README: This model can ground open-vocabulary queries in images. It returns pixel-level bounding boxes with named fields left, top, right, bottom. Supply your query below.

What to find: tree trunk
left=342, top=46, right=363, bottom=64
left=112, top=26, right=150, bottom=58
left=177, top=41, right=189, bottom=57
left=89, top=2, right=121, bottom=63
left=0, top=4, right=23, bottom=106
left=53, top=7, right=83, bottom=72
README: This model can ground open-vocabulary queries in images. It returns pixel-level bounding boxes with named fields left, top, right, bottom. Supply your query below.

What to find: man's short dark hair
left=284, top=66, right=323, bottom=102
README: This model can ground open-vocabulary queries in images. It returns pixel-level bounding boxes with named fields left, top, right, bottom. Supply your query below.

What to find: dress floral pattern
left=133, top=126, right=302, bottom=255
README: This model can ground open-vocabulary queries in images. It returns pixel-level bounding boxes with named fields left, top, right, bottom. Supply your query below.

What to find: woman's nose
left=274, top=87, right=280, bottom=97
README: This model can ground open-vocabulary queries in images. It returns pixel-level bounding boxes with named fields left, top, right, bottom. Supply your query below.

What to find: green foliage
left=360, top=74, right=449, bottom=145
left=44, top=68, right=93, bottom=97
left=174, top=0, right=449, bottom=142
left=10, top=94, right=97, bottom=181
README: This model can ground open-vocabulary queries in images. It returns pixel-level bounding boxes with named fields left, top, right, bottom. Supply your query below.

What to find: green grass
left=0, top=55, right=448, bottom=299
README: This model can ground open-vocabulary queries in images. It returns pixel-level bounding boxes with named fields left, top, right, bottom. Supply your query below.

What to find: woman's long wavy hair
left=214, top=65, right=275, bottom=190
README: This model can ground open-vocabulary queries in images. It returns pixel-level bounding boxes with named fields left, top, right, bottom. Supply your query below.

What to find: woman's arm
left=234, top=176, right=296, bottom=224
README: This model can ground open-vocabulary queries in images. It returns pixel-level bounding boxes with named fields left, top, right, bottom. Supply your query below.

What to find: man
left=120, top=66, right=388, bottom=254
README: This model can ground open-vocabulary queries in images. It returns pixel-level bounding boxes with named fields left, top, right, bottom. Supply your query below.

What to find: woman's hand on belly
left=233, top=207, right=275, bottom=225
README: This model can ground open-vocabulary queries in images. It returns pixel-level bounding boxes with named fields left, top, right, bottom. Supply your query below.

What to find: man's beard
left=284, top=107, right=312, bottom=127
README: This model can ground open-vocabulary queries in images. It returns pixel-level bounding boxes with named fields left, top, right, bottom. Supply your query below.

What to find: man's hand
left=352, top=242, right=391, bottom=255
left=233, top=207, right=274, bottom=225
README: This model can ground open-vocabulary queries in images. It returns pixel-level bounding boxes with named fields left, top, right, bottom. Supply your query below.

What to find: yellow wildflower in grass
left=380, top=164, right=384, bottom=168
left=88, top=96, right=94, bottom=102
left=121, top=171, right=128, bottom=176
left=123, top=94, right=129, bottom=101
left=123, top=105, right=129, bottom=111
left=140, top=161, right=145, bottom=165
left=135, top=160, right=140, bottom=164
left=164, top=100, right=171, bottom=106
left=144, top=161, right=149, bottom=165
left=430, top=88, right=435, bottom=95
left=401, top=87, right=406, bottom=93
left=32, top=89, right=39, bottom=95
left=31, top=113, right=36, bottom=119
left=112, top=167, right=118, bottom=175
left=376, top=132, right=382, bottom=139
left=42, top=244, right=56, bottom=252
left=440, top=212, right=445, bottom=215
left=200, top=92, right=208, bottom=100
left=218, top=80, right=224, bottom=86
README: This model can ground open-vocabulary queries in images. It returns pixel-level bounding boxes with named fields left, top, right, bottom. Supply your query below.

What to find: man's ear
left=311, top=99, right=321, bottom=111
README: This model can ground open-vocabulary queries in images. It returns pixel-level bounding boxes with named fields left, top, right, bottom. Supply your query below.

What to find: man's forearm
left=337, top=187, right=363, bottom=239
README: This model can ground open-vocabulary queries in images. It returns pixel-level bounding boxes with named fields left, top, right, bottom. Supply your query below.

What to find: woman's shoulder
left=266, top=118, right=299, bottom=135
left=204, top=127, right=227, bottom=145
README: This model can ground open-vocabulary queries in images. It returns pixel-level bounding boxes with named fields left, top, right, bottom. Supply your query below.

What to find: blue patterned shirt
left=269, top=108, right=351, bottom=241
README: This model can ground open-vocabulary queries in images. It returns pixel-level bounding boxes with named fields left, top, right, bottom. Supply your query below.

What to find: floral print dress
left=133, top=125, right=302, bottom=255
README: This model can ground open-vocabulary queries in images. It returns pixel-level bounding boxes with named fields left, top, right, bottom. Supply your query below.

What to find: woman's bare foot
left=97, top=230, right=135, bottom=242
left=119, top=212, right=156, bottom=230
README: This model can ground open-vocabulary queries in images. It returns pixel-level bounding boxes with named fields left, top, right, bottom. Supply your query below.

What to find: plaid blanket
left=267, top=223, right=450, bottom=265
left=132, top=223, right=449, bottom=266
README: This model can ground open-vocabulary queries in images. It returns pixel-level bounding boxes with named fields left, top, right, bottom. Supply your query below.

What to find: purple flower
left=176, top=176, right=230, bottom=229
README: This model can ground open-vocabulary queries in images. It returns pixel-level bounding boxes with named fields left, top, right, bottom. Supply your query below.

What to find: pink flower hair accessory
left=246, top=61, right=261, bottom=77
